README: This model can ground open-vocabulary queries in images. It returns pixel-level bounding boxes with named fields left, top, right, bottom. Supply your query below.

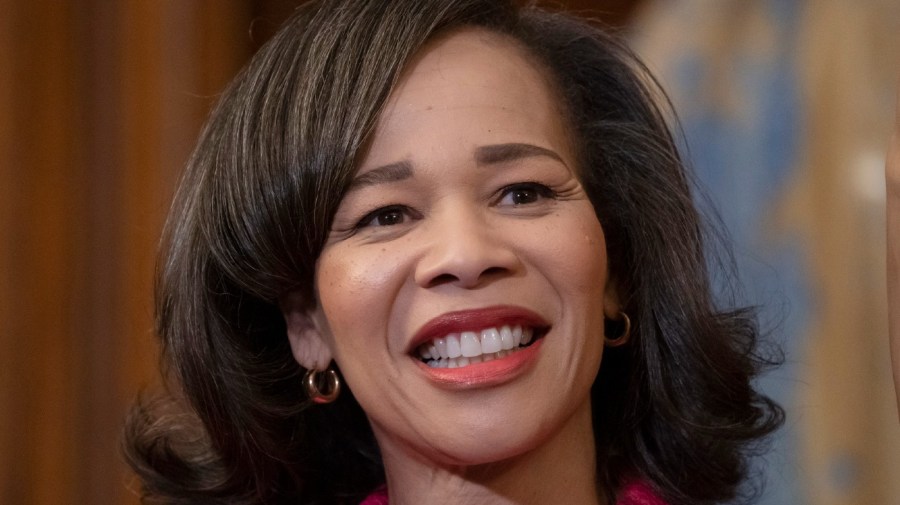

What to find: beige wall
left=794, top=2, right=900, bottom=503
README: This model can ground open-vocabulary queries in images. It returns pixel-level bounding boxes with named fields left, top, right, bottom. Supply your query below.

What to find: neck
left=374, top=400, right=605, bottom=505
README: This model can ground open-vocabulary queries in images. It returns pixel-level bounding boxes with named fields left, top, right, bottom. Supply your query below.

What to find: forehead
left=361, top=28, right=572, bottom=164
left=396, top=28, right=556, bottom=106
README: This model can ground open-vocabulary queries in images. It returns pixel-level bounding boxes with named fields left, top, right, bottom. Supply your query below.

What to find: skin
left=888, top=77, right=900, bottom=417
left=283, top=29, right=619, bottom=504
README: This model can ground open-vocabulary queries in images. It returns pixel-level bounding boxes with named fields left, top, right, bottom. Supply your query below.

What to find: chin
left=428, top=432, right=549, bottom=468
left=416, top=406, right=567, bottom=467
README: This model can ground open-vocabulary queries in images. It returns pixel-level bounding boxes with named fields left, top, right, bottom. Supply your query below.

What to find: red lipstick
left=408, top=305, right=548, bottom=352
left=417, top=338, right=544, bottom=388
left=409, top=305, right=549, bottom=389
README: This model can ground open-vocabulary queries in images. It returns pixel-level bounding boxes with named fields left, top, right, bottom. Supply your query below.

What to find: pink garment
left=618, top=480, right=668, bottom=505
left=359, top=481, right=668, bottom=504
left=359, top=486, right=389, bottom=505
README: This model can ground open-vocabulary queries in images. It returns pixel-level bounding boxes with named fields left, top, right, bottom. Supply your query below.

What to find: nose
left=414, top=205, right=522, bottom=289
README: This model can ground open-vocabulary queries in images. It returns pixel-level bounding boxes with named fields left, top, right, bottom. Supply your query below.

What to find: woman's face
left=298, top=29, right=618, bottom=466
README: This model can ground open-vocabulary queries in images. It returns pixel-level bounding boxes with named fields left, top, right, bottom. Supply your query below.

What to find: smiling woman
left=124, top=1, right=783, bottom=505
left=295, top=30, right=613, bottom=493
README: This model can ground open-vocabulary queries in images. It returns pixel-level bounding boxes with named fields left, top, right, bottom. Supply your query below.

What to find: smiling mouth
left=415, top=325, right=547, bottom=369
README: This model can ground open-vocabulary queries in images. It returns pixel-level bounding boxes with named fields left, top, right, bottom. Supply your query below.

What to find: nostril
left=427, top=273, right=459, bottom=288
left=414, top=228, right=521, bottom=288
left=425, top=266, right=510, bottom=289
left=481, top=266, right=507, bottom=278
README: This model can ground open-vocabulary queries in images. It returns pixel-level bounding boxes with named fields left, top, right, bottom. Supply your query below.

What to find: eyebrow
left=347, top=143, right=566, bottom=191
left=474, top=143, right=565, bottom=166
left=347, top=160, right=413, bottom=190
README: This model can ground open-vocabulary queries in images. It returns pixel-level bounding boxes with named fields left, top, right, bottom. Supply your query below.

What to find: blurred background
left=1, top=0, right=898, bottom=504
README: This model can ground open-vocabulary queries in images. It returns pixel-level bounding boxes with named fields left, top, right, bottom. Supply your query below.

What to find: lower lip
left=415, top=338, right=544, bottom=389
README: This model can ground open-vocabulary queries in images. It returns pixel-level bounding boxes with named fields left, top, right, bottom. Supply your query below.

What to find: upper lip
left=407, top=305, right=549, bottom=353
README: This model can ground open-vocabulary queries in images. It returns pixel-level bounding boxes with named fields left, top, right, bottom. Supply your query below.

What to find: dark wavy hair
left=123, top=1, right=784, bottom=504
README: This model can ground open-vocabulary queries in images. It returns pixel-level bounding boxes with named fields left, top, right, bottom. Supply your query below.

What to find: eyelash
left=495, top=182, right=557, bottom=206
left=355, top=205, right=417, bottom=228
left=352, top=182, right=558, bottom=230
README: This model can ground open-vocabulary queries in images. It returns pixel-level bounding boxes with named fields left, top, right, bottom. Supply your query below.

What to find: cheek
left=314, top=247, right=408, bottom=347
left=543, top=208, right=608, bottom=298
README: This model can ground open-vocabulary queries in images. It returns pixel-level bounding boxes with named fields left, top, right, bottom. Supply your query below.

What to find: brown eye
left=374, top=208, right=404, bottom=226
left=357, top=205, right=412, bottom=228
left=510, top=188, right=538, bottom=204
left=498, top=183, right=556, bottom=206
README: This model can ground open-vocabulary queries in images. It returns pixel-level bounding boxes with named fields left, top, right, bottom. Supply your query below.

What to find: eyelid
left=336, top=179, right=564, bottom=238
left=355, top=204, right=419, bottom=229
left=494, top=181, right=558, bottom=205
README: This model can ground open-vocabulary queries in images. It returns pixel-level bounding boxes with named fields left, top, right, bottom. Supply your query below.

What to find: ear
left=602, top=279, right=632, bottom=346
left=280, top=291, right=333, bottom=371
left=603, top=278, right=623, bottom=320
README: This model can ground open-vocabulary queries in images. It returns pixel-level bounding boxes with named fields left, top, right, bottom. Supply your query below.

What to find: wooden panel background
left=0, top=2, right=253, bottom=504
left=0, top=2, right=641, bottom=504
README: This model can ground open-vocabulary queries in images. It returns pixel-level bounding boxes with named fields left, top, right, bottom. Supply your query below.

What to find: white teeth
left=521, top=327, right=533, bottom=345
left=417, top=324, right=542, bottom=367
left=435, top=337, right=448, bottom=358
left=460, top=331, right=481, bottom=357
left=445, top=334, right=462, bottom=358
left=480, top=328, right=502, bottom=354
left=499, top=325, right=515, bottom=350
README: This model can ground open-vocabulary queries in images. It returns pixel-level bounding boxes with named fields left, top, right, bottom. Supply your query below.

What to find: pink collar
left=618, top=480, right=668, bottom=505
left=359, top=481, right=667, bottom=505
left=359, top=486, right=388, bottom=505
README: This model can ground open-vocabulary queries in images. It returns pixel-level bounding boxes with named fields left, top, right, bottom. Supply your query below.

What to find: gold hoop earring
left=604, top=311, right=631, bottom=347
left=304, top=367, right=341, bottom=404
